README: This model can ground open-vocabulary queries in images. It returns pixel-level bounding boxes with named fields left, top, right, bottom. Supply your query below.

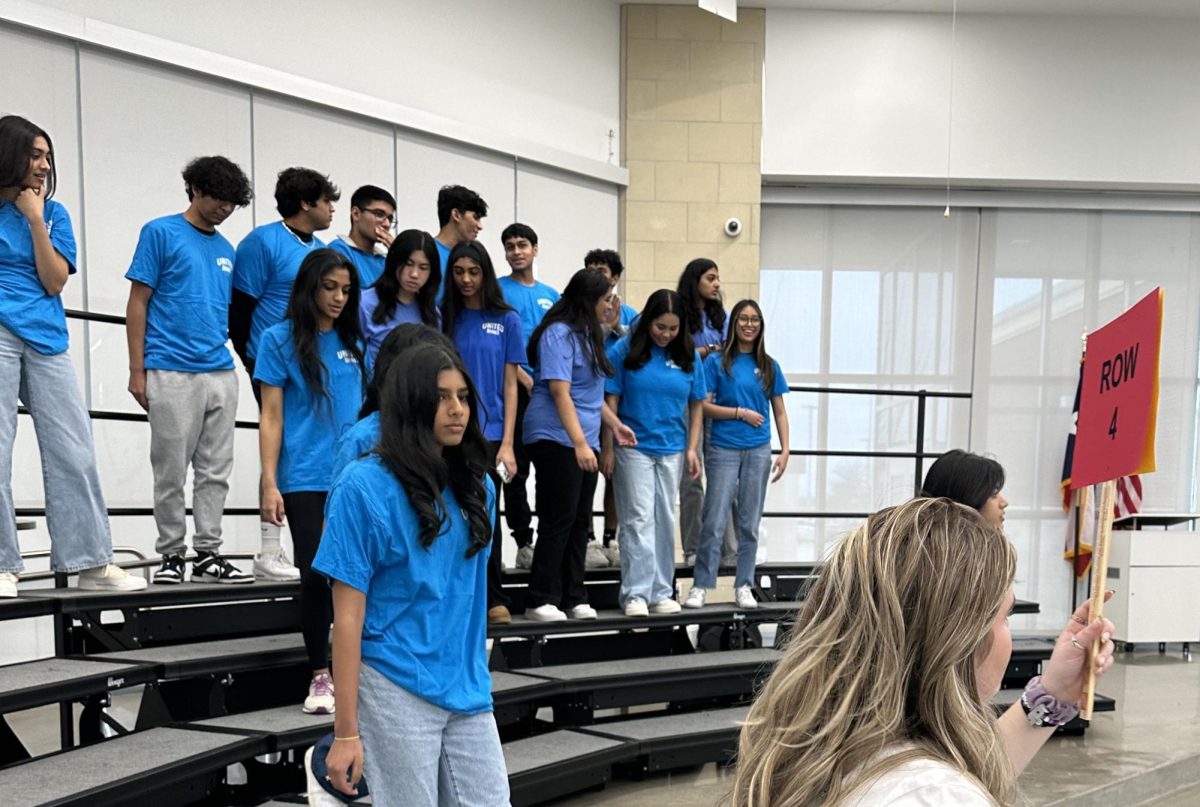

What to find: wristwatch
left=1020, top=675, right=1080, bottom=727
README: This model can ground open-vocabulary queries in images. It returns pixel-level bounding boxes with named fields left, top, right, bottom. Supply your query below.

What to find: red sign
left=1071, top=288, right=1163, bottom=488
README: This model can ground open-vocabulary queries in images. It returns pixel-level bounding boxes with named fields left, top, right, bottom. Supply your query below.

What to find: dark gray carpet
left=502, top=729, right=627, bottom=776
left=93, top=633, right=304, bottom=663
left=0, top=658, right=141, bottom=693
left=526, top=648, right=781, bottom=681
left=590, top=705, right=750, bottom=741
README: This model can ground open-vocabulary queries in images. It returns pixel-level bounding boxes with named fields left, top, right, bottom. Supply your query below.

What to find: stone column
left=620, top=5, right=764, bottom=310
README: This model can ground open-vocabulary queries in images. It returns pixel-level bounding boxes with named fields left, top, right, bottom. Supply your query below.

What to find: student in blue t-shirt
left=441, top=241, right=525, bottom=625
left=601, top=290, right=706, bottom=617
left=316, top=344, right=508, bottom=805
left=686, top=299, right=790, bottom=612
left=676, top=257, right=736, bottom=568
left=0, top=115, right=145, bottom=597
left=231, top=166, right=340, bottom=582
left=497, top=223, right=560, bottom=569
left=358, top=229, right=441, bottom=363
left=332, top=323, right=457, bottom=485
left=125, top=156, right=254, bottom=586
left=254, top=249, right=368, bottom=716
left=523, top=269, right=634, bottom=622
left=432, top=184, right=487, bottom=301
left=584, top=248, right=639, bottom=568
left=328, top=185, right=396, bottom=288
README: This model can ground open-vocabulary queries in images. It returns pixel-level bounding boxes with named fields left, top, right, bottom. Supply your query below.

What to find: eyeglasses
left=362, top=207, right=396, bottom=227
left=736, top=316, right=762, bottom=326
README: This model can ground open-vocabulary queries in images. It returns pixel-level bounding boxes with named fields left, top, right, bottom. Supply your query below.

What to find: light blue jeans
left=694, top=443, right=772, bottom=589
left=358, top=663, right=510, bottom=807
left=612, top=446, right=682, bottom=606
left=0, top=324, right=113, bottom=573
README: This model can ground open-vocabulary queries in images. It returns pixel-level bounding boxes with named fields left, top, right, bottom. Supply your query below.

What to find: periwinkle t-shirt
left=0, top=198, right=77, bottom=355
left=125, top=214, right=235, bottom=372
left=233, top=222, right=325, bottom=359
left=452, top=308, right=525, bottom=442
left=314, top=456, right=495, bottom=714
left=253, top=322, right=367, bottom=493
left=523, top=322, right=606, bottom=450
left=605, top=339, right=706, bottom=456
left=705, top=352, right=788, bottom=450
left=358, top=287, right=436, bottom=365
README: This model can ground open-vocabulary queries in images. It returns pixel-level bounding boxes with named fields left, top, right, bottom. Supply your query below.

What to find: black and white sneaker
left=192, top=552, right=254, bottom=584
left=153, top=555, right=186, bottom=585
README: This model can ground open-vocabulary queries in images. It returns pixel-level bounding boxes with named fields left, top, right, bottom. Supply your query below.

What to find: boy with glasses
left=329, top=185, right=395, bottom=288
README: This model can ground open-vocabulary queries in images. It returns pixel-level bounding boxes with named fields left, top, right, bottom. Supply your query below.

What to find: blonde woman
left=733, top=498, right=1115, bottom=806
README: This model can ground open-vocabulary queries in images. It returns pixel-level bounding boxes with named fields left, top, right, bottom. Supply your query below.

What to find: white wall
left=17, top=0, right=622, bottom=172
left=763, top=10, right=1200, bottom=190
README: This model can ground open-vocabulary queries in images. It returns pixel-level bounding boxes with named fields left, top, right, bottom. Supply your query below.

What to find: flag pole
left=1070, top=330, right=1088, bottom=612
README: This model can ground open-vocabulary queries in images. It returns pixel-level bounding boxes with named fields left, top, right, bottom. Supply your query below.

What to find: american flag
left=1062, top=360, right=1142, bottom=578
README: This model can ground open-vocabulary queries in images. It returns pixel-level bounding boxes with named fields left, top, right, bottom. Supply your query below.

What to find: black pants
left=485, top=443, right=511, bottom=611
left=527, top=440, right=598, bottom=609
left=501, top=386, right=534, bottom=548
left=283, top=491, right=331, bottom=671
left=244, top=357, right=263, bottom=409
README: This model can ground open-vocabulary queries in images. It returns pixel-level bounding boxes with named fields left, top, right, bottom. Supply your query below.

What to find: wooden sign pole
left=1082, top=478, right=1116, bottom=720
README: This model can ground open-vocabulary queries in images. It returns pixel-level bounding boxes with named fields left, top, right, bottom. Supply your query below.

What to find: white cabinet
left=1106, top=525, right=1200, bottom=646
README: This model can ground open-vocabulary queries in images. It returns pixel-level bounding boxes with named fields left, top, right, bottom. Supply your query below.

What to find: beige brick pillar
left=619, top=5, right=764, bottom=310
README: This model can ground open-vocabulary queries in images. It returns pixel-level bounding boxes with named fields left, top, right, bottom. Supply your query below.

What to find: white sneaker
left=515, top=545, right=535, bottom=570
left=684, top=552, right=697, bottom=567
left=77, top=564, right=148, bottom=592
left=525, top=603, right=567, bottom=622
left=603, top=543, right=620, bottom=566
left=624, top=598, right=649, bottom=617
left=651, top=599, right=682, bottom=615
left=304, top=745, right=346, bottom=807
left=735, top=585, right=759, bottom=610
left=584, top=541, right=609, bottom=569
left=0, top=572, right=17, bottom=598
left=254, top=550, right=301, bottom=581
left=567, top=603, right=598, bottom=620
left=684, top=587, right=707, bottom=609
left=303, top=672, right=335, bottom=715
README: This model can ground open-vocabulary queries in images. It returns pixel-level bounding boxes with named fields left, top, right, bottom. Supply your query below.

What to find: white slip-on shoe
left=684, top=587, right=707, bottom=609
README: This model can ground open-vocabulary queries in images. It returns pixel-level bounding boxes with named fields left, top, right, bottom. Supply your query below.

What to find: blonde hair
left=732, top=497, right=1018, bottom=807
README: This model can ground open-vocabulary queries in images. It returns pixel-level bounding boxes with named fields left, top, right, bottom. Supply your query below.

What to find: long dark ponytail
left=677, top=258, right=726, bottom=336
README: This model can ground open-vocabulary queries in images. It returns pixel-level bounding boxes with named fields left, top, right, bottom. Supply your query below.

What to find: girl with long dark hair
left=921, top=449, right=1009, bottom=529
left=254, top=248, right=368, bottom=714
left=675, top=257, right=735, bottom=567
left=523, top=268, right=632, bottom=621
left=600, top=290, right=705, bottom=616
left=359, top=229, right=441, bottom=363
left=316, top=344, right=508, bottom=805
left=442, top=241, right=524, bottom=624
left=685, top=299, right=790, bottom=611
left=0, top=115, right=144, bottom=596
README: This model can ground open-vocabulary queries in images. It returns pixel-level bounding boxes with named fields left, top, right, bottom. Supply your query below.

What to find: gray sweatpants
left=147, top=369, right=238, bottom=556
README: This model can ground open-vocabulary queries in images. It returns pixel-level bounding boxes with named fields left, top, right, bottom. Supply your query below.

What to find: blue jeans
left=694, top=443, right=772, bottom=589
left=0, top=324, right=113, bottom=573
left=612, top=446, right=682, bottom=606
left=358, top=663, right=510, bottom=807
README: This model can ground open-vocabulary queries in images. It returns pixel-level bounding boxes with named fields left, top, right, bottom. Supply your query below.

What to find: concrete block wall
left=620, top=5, right=764, bottom=310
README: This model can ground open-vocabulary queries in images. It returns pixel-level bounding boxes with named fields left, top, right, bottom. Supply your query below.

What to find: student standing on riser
left=358, top=229, right=442, bottom=365
left=497, top=222, right=559, bottom=570
left=229, top=167, right=339, bottom=581
left=441, top=241, right=524, bottom=625
left=686, top=299, right=790, bottom=611
left=125, top=156, right=255, bottom=585
left=328, top=184, right=395, bottom=288
left=522, top=269, right=634, bottom=622
left=601, top=289, right=705, bottom=618
left=584, top=248, right=638, bottom=569
left=432, top=184, right=487, bottom=301
left=676, top=258, right=736, bottom=567
left=254, top=249, right=369, bottom=715
left=0, top=115, right=145, bottom=597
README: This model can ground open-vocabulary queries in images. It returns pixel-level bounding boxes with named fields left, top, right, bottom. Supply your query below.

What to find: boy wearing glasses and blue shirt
left=329, top=185, right=395, bottom=288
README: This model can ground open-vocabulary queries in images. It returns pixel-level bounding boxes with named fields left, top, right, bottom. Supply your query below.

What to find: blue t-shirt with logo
left=125, top=214, right=236, bottom=372
left=329, top=237, right=385, bottom=288
left=233, top=222, right=326, bottom=359
left=705, top=352, right=788, bottom=450
left=331, top=411, right=381, bottom=483
left=253, top=322, right=367, bottom=493
left=452, top=308, right=525, bottom=442
left=0, top=198, right=77, bottom=355
left=313, top=456, right=495, bottom=714
left=523, top=322, right=606, bottom=451
left=605, top=339, right=706, bottom=457
left=498, top=275, right=559, bottom=374
left=358, top=287, right=438, bottom=365
left=693, top=308, right=729, bottom=352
